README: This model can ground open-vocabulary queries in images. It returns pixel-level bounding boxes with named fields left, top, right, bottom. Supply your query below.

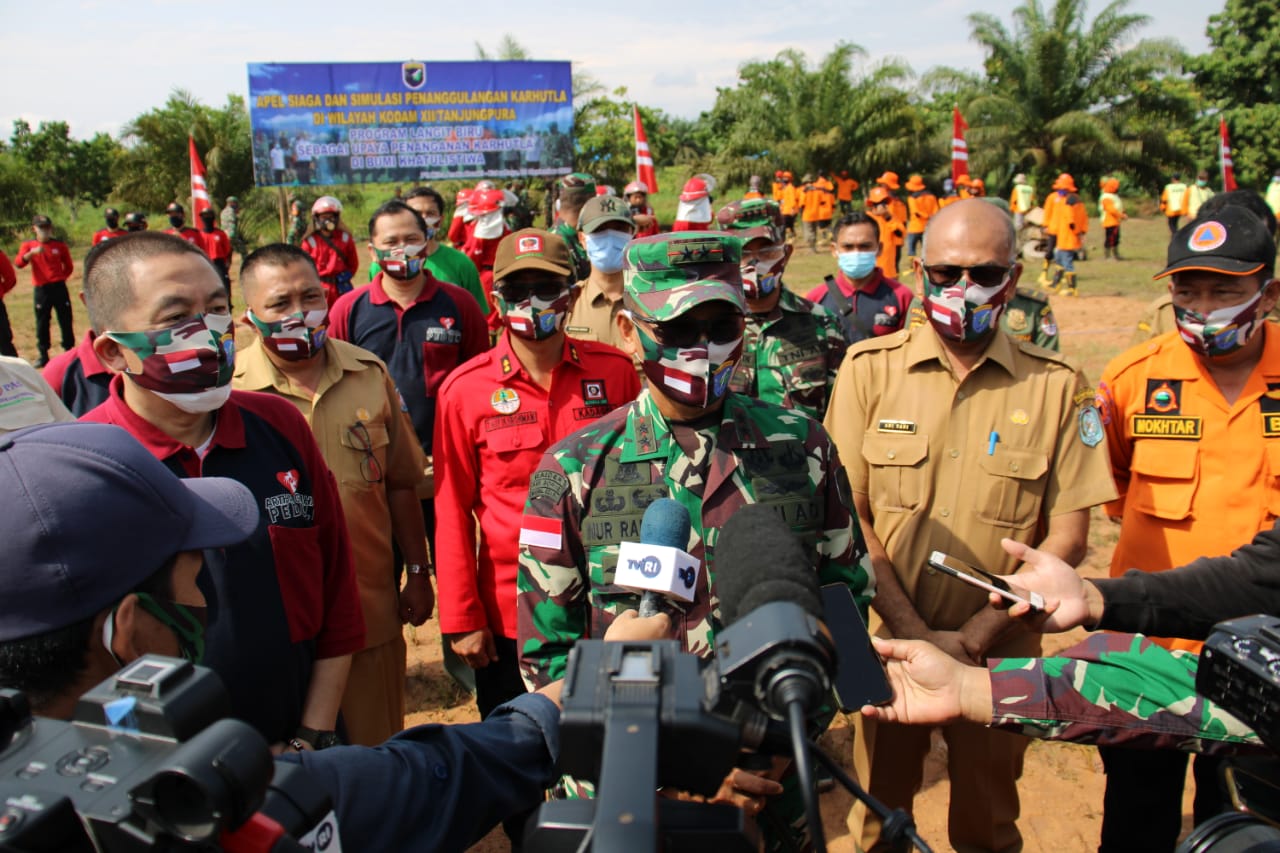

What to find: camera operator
left=862, top=532, right=1277, bottom=752
left=0, top=421, right=672, bottom=853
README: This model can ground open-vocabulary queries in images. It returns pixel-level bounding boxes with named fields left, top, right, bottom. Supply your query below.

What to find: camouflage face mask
left=247, top=308, right=328, bottom=362
left=637, top=324, right=743, bottom=408
left=499, top=287, right=574, bottom=342
left=106, top=313, right=235, bottom=394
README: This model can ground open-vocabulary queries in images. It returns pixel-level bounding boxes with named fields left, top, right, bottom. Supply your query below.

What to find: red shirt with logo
left=82, top=379, right=364, bottom=743
left=434, top=333, right=640, bottom=638
left=93, top=227, right=129, bottom=245
left=165, top=226, right=204, bottom=249
left=199, top=227, right=233, bottom=263
left=15, top=240, right=73, bottom=285
left=302, top=228, right=360, bottom=278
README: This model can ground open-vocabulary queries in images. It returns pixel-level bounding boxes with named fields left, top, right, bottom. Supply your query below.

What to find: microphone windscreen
left=640, top=498, right=692, bottom=549
left=713, top=503, right=822, bottom=625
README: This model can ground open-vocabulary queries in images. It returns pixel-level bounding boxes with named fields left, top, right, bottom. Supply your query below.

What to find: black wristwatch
left=295, top=726, right=341, bottom=750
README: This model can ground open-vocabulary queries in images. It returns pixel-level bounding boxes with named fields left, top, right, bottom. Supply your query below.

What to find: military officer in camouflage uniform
left=717, top=199, right=847, bottom=420
left=516, top=231, right=874, bottom=849
left=908, top=285, right=1060, bottom=351
left=286, top=197, right=306, bottom=246
left=552, top=172, right=595, bottom=281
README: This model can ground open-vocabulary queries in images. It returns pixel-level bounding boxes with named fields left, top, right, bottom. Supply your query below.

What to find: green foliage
left=964, top=0, right=1191, bottom=194
left=8, top=120, right=120, bottom=221
left=114, top=89, right=254, bottom=212
left=703, top=44, right=929, bottom=183
left=1189, top=0, right=1280, bottom=107
left=0, top=151, right=47, bottom=234
left=1187, top=0, right=1280, bottom=187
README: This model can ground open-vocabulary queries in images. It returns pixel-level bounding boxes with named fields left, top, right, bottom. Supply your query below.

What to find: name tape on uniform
left=1131, top=414, right=1202, bottom=439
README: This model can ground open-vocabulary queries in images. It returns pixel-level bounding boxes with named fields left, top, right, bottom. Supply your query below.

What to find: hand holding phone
left=928, top=551, right=1045, bottom=613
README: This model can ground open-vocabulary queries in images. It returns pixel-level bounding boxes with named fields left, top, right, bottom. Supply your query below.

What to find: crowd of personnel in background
left=5, top=160, right=1280, bottom=853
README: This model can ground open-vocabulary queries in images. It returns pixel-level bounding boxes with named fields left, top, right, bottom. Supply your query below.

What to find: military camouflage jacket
left=517, top=389, right=874, bottom=688
left=730, top=288, right=848, bottom=421
left=990, top=633, right=1260, bottom=753
left=908, top=286, right=1060, bottom=351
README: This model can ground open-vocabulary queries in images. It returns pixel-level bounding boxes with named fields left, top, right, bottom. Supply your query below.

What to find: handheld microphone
left=613, top=498, right=700, bottom=618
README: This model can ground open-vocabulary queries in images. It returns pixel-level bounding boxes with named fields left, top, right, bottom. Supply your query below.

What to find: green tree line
left=3, top=0, right=1275, bottom=241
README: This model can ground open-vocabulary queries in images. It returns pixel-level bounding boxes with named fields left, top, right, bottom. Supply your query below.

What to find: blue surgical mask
left=837, top=251, right=878, bottom=281
left=584, top=230, right=631, bottom=274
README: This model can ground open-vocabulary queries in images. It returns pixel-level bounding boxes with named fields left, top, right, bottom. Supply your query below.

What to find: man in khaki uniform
left=563, top=195, right=636, bottom=350
left=233, top=243, right=432, bottom=746
left=824, top=200, right=1117, bottom=853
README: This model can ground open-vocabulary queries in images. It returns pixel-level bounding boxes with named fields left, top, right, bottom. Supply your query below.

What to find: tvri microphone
left=614, top=498, right=702, bottom=618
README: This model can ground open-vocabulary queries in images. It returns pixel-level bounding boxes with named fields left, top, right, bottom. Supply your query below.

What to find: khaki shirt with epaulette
left=565, top=275, right=628, bottom=351
left=824, top=326, right=1117, bottom=631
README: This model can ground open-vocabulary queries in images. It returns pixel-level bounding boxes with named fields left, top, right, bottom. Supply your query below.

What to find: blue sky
left=0, top=0, right=1214, bottom=139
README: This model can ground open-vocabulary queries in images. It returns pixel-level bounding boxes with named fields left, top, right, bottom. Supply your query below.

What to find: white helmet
left=312, top=196, right=342, bottom=216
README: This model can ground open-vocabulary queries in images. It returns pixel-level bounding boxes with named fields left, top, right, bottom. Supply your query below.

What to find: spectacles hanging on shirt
left=347, top=421, right=384, bottom=484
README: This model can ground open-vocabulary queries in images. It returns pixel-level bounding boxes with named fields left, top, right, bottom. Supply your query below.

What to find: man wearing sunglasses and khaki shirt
left=233, top=243, right=431, bottom=748
left=824, top=200, right=1117, bottom=853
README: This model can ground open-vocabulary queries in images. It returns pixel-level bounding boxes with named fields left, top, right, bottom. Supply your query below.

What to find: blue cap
left=0, top=422, right=259, bottom=642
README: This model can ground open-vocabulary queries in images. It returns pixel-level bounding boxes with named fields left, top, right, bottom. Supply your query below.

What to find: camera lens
left=130, top=718, right=272, bottom=842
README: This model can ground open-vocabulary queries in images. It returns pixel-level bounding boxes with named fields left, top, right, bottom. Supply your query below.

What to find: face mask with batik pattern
left=106, top=313, right=235, bottom=412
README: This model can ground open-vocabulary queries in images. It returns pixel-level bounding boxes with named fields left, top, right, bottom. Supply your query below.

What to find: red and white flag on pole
left=1219, top=118, right=1238, bottom=192
left=189, top=136, right=213, bottom=218
left=634, top=106, right=659, bottom=194
left=951, top=108, right=969, bottom=184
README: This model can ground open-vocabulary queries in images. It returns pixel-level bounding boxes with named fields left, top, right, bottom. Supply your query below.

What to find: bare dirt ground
left=399, top=291, right=1202, bottom=853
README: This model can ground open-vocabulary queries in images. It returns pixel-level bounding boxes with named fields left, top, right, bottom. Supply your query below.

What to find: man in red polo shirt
left=42, top=329, right=111, bottom=416
left=164, top=203, right=203, bottom=247
left=0, top=248, right=16, bottom=357
left=806, top=211, right=914, bottom=344
left=197, top=207, right=234, bottom=292
left=92, top=208, right=128, bottom=245
left=15, top=214, right=75, bottom=367
left=79, top=231, right=365, bottom=752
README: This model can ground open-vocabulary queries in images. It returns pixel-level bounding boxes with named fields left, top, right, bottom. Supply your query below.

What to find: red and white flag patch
left=519, top=514, right=562, bottom=550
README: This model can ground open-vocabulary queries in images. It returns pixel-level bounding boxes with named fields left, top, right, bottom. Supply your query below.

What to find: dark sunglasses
left=497, top=280, right=570, bottom=302
left=923, top=264, right=1012, bottom=288
left=635, top=313, right=745, bottom=348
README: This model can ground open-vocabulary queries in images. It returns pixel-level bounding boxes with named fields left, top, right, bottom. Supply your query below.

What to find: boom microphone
left=713, top=503, right=823, bottom=626
left=613, top=498, right=700, bottom=618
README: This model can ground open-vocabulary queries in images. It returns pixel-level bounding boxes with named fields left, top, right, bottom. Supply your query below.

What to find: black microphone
left=711, top=503, right=830, bottom=719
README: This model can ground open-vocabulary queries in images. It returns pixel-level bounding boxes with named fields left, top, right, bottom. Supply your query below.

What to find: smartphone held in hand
left=927, top=551, right=1045, bottom=612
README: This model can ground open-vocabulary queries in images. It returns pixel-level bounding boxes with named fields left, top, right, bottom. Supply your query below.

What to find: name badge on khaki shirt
left=877, top=419, right=917, bottom=434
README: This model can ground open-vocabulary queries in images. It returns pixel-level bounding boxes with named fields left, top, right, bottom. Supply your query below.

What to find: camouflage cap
left=622, top=231, right=746, bottom=322
left=716, top=198, right=784, bottom=245
left=493, top=228, right=574, bottom=282
left=578, top=194, right=635, bottom=234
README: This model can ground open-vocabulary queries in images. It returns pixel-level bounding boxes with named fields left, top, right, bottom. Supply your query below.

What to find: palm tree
left=706, top=43, right=929, bottom=182
left=965, top=0, right=1190, bottom=193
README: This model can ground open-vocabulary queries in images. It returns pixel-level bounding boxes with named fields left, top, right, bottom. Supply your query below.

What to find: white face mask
left=676, top=197, right=712, bottom=223
left=474, top=209, right=505, bottom=240
left=150, top=383, right=233, bottom=414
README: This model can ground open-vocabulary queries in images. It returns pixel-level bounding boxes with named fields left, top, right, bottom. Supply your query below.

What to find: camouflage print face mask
left=106, top=313, right=235, bottom=394
left=637, top=324, right=743, bottom=408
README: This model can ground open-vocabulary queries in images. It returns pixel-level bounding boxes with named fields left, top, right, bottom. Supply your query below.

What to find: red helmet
left=680, top=177, right=710, bottom=202
left=312, top=196, right=342, bottom=216
left=455, top=189, right=473, bottom=206
left=623, top=180, right=649, bottom=196
left=468, top=188, right=506, bottom=215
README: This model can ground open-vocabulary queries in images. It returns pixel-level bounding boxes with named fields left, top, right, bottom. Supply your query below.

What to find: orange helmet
left=867, top=186, right=892, bottom=204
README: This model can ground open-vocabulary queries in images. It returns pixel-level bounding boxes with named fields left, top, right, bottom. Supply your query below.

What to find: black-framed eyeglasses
left=496, top=280, right=571, bottom=303
left=347, top=421, right=383, bottom=484
left=923, top=264, right=1012, bottom=288
left=634, top=312, right=746, bottom=348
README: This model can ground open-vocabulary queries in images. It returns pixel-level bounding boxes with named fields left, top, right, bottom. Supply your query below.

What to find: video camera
left=0, top=656, right=335, bottom=853
left=524, top=597, right=929, bottom=853
left=1176, top=616, right=1280, bottom=852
